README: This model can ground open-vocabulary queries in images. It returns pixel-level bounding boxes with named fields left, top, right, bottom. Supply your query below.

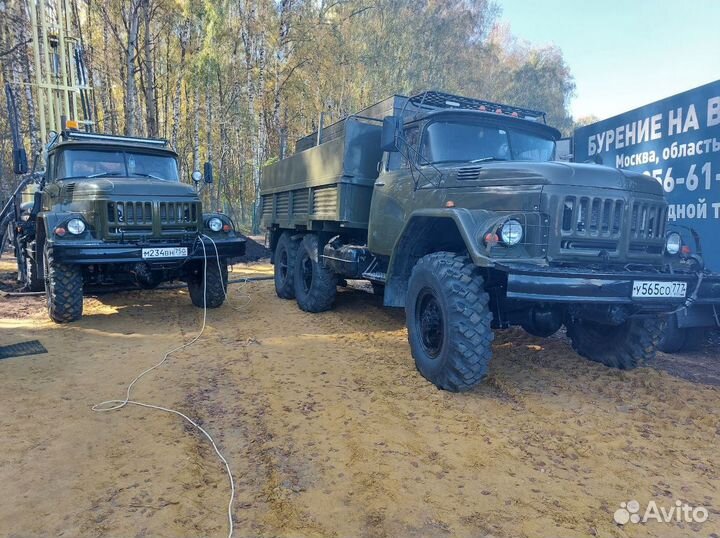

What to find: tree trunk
left=171, top=20, right=189, bottom=150
left=124, top=0, right=141, bottom=136
left=142, top=0, right=157, bottom=138
left=192, top=85, right=200, bottom=174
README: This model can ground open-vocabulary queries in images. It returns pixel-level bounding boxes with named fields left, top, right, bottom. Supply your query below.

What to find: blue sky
left=496, top=0, right=720, bottom=120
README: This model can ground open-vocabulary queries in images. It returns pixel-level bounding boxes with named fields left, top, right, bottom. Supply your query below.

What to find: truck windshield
left=56, top=149, right=179, bottom=181
left=421, top=121, right=555, bottom=164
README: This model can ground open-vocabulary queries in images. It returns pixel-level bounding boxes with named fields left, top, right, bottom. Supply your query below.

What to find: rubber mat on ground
left=0, top=340, right=48, bottom=360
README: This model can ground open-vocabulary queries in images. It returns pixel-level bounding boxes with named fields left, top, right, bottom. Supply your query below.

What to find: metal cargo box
left=260, top=117, right=383, bottom=230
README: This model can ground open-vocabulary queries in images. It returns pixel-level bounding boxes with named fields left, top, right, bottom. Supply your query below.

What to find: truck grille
left=108, top=201, right=153, bottom=225
left=629, top=201, right=666, bottom=239
left=561, top=196, right=624, bottom=237
left=106, top=200, right=199, bottom=238
left=553, top=193, right=667, bottom=261
left=158, top=201, right=198, bottom=224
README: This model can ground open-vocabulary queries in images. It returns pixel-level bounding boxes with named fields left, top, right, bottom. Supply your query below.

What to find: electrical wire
left=93, top=236, right=235, bottom=538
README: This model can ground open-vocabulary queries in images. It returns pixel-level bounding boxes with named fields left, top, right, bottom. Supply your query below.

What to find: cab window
left=55, top=149, right=180, bottom=181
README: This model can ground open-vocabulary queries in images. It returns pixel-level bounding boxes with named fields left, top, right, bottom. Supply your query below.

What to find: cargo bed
left=260, top=117, right=383, bottom=231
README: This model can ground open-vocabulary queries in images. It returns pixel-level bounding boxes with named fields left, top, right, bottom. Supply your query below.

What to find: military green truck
left=260, top=90, right=701, bottom=391
left=2, top=127, right=245, bottom=323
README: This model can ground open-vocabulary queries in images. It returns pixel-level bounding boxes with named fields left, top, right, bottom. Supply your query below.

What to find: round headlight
left=665, top=232, right=681, bottom=255
left=67, top=218, right=86, bottom=235
left=207, top=217, right=223, bottom=232
left=499, top=219, right=523, bottom=246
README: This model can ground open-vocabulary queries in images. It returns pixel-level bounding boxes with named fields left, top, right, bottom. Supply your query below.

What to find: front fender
left=389, top=208, right=506, bottom=269
left=383, top=208, right=548, bottom=307
left=39, top=211, right=79, bottom=244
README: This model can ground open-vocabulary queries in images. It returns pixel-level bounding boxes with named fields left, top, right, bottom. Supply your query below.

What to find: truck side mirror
left=381, top=116, right=400, bottom=152
left=13, top=147, right=28, bottom=175
left=203, top=161, right=213, bottom=184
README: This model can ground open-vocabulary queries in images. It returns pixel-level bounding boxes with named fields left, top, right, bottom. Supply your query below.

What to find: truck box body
left=261, top=116, right=383, bottom=230
left=294, top=95, right=412, bottom=152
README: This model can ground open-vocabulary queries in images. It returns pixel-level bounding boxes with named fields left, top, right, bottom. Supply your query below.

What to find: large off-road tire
left=188, top=259, right=228, bottom=308
left=25, top=244, right=45, bottom=292
left=565, top=316, right=664, bottom=369
left=406, top=252, right=494, bottom=392
left=44, top=244, right=83, bottom=323
left=657, top=313, right=707, bottom=353
left=657, top=313, right=686, bottom=353
left=274, top=232, right=300, bottom=299
left=293, top=233, right=337, bottom=313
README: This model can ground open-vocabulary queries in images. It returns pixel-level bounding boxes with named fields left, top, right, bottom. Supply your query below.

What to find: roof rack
left=58, top=130, right=169, bottom=148
left=404, top=90, right=547, bottom=123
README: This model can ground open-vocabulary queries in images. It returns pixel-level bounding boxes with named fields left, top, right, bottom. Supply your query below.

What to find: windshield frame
left=417, top=118, right=557, bottom=165
left=53, top=146, right=181, bottom=182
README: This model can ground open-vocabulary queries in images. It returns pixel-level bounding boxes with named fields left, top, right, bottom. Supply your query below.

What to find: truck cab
left=261, top=91, right=701, bottom=392
left=8, top=129, right=245, bottom=322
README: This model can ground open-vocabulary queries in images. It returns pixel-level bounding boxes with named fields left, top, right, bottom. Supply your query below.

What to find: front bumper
left=49, top=235, right=246, bottom=266
left=499, top=262, right=701, bottom=310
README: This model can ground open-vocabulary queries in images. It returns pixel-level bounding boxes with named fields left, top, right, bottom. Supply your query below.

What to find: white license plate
left=141, top=247, right=188, bottom=259
left=631, top=280, right=687, bottom=298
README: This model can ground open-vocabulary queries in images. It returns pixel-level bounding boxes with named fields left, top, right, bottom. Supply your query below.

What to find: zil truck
left=260, top=90, right=703, bottom=392
left=574, top=80, right=720, bottom=352
left=1, top=124, right=246, bottom=323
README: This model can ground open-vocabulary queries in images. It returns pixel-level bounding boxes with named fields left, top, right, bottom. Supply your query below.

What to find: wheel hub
left=417, top=289, right=444, bottom=358
left=300, top=254, right=313, bottom=293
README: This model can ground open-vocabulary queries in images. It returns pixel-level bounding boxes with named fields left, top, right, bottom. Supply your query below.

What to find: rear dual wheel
left=273, top=231, right=338, bottom=311
left=294, top=234, right=337, bottom=312
left=274, top=232, right=300, bottom=299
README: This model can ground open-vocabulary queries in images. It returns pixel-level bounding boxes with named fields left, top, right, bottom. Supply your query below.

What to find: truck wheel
left=25, top=250, right=45, bottom=292
left=274, top=232, right=299, bottom=299
left=44, top=245, right=83, bottom=323
left=657, top=313, right=686, bottom=353
left=294, top=233, right=337, bottom=312
left=565, top=317, right=663, bottom=369
left=682, top=328, right=707, bottom=351
left=188, top=260, right=228, bottom=308
left=406, top=252, right=494, bottom=392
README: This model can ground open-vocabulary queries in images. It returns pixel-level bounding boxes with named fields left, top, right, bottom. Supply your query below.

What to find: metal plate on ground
left=0, top=340, right=48, bottom=360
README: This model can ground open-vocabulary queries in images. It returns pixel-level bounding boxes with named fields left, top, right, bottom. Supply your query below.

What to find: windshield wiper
left=130, top=172, right=167, bottom=181
left=87, top=172, right=123, bottom=178
left=424, top=159, right=470, bottom=165
left=470, top=157, right=508, bottom=163
left=57, top=172, right=122, bottom=180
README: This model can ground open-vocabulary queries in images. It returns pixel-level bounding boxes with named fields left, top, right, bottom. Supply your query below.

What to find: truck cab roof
left=49, top=131, right=178, bottom=157
left=403, top=109, right=562, bottom=141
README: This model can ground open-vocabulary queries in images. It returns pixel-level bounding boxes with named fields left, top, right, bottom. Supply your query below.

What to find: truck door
left=367, top=126, right=419, bottom=256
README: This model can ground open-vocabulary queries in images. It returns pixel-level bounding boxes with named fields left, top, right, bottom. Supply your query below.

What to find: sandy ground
left=1, top=257, right=719, bottom=538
